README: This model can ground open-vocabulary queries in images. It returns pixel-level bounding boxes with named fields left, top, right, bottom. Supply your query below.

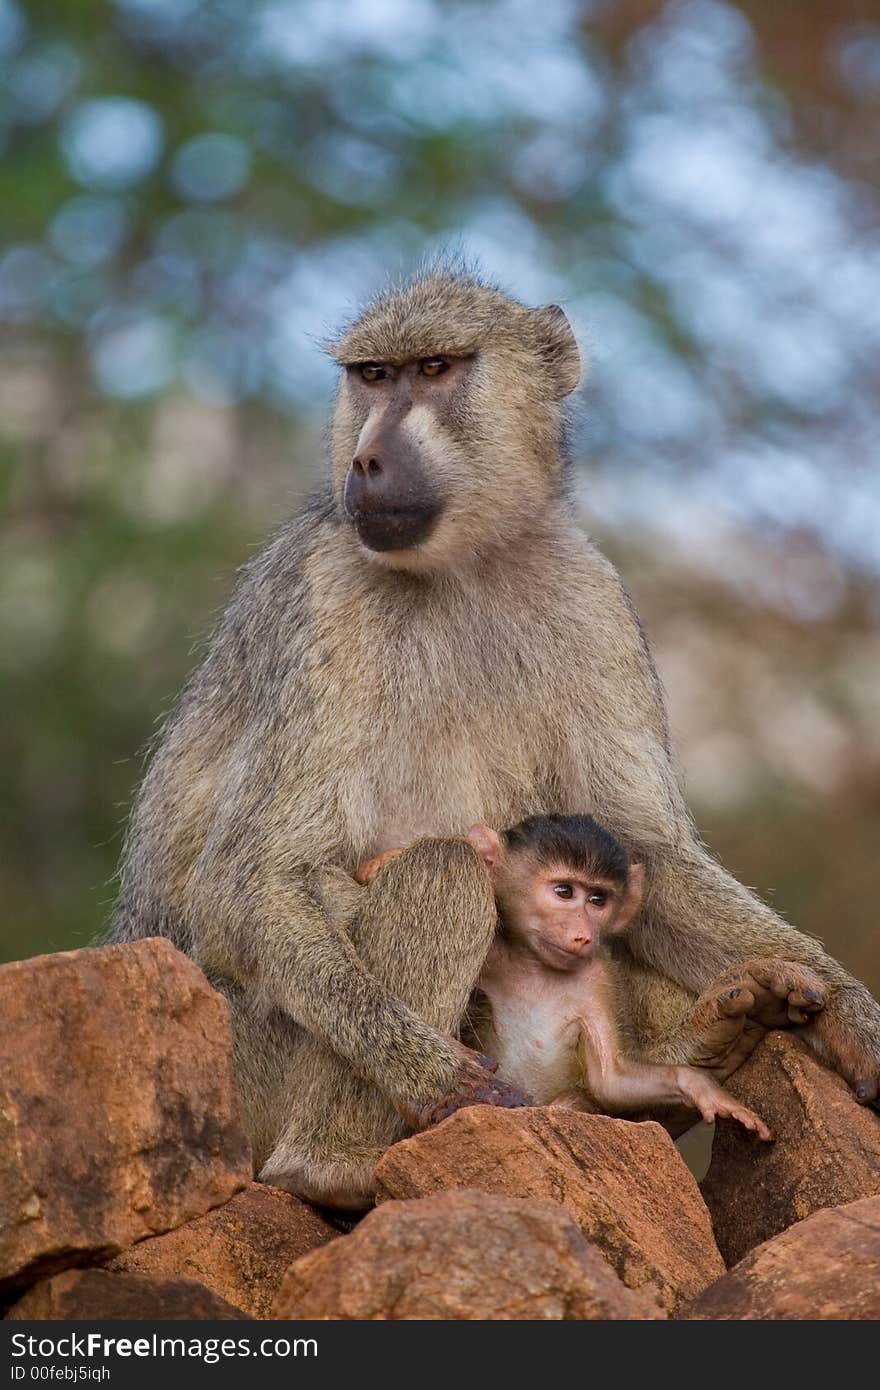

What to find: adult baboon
left=111, top=267, right=880, bottom=1204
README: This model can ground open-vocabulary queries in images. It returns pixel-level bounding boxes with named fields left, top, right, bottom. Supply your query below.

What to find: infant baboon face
left=507, top=862, right=629, bottom=972
left=465, top=821, right=646, bottom=975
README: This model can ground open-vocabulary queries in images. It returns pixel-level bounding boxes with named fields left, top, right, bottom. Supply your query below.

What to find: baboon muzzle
left=349, top=505, right=442, bottom=552
left=343, top=443, right=444, bottom=551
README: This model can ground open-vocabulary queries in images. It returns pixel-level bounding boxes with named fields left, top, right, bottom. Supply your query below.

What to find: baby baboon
left=111, top=266, right=880, bottom=1203
left=457, top=815, right=826, bottom=1135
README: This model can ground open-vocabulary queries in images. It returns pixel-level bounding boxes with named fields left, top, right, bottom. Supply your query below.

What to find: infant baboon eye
left=359, top=363, right=388, bottom=383
left=420, top=357, right=449, bottom=377
left=588, top=891, right=608, bottom=907
left=553, top=883, right=574, bottom=899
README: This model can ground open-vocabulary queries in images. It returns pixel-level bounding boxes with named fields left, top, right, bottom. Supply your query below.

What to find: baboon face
left=328, top=271, right=581, bottom=572
left=336, top=354, right=472, bottom=555
left=494, top=856, right=646, bottom=972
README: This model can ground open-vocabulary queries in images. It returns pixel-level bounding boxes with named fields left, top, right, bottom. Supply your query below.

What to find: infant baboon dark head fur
left=327, top=267, right=581, bottom=572
left=503, top=814, right=632, bottom=888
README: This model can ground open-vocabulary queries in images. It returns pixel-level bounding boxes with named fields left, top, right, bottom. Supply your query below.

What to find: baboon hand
left=674, top=1067, right=772, bottom=1141
left=354, top=847, right=405, bottom=885
left=403, top=1044, right=533, bottom=1131
left=728, top=959, right=827, bottom=1028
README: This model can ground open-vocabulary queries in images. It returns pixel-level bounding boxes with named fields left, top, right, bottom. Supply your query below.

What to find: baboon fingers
left=715, top=986, right=756, bottom=1020
left=727, top=1107, right=772, bottom=1141
left=408, top=1062, right=532, bottom=1130
left=745, top=961, right=826, bottom=1002
left=785, top=989, right=825, bottom=1013
left=698, top=1094, right=772, bottom=1141
left=746, top=966, right=791, bottom=998
left=690, top=987, right=755, bottom=1057
left=353, top=848, right=403, bottom=884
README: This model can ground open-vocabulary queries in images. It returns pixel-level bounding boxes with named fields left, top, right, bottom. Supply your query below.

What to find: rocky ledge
left=1, top=939, right=878, bottom=1321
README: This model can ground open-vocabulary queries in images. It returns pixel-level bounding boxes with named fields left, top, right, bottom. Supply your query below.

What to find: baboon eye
left=588, top=891, right=608, bottom=907
left=359, top=363, right=388, bottom=383
left=420, top=357, right=449, bottom=377
left=553, top=883, right=574, bottom=899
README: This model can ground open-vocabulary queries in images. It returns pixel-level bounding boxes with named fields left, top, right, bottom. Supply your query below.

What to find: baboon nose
left=351, top=454, right=383, bottom=478
left=342, top=443, right=445, bottom=551
left=345, top=452, right=391, bottom=518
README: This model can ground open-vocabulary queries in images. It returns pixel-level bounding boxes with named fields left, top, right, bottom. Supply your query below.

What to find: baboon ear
left=533, top=303, right=581, bottom=400
left=466, top=824, right=503, bottom=871
left=611, top=863, right=646, bottom=933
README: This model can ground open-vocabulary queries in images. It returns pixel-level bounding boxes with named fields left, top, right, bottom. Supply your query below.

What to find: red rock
left=700, top=1033, right=880, bottom=1266
left=374, top=1106, right=722, bottom=1313
left=0, top=938, right=252, bottom=1293
left=275, top=1190, right=661, bottom=1320
left=108, top=1182, right=337, bottom=1318
left=684, top=1194, right=880, bottom=1320
left=7, top=1269, right=246, bottom=1320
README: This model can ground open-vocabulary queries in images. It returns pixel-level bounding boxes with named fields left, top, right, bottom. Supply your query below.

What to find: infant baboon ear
left=466, top=824, right=503, bottom=871
left=532, top=303, right=581, bottom=400
left=610, top=862, right=646, bottom=934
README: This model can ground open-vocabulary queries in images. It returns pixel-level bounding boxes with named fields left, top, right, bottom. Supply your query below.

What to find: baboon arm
left=633, top=842, right=855, bottom=995
left=201, top=874, right=466, bottom=1108
left=628, top=844, right=880, bottom=1102
left=578, top=560, right=880, bottom=1103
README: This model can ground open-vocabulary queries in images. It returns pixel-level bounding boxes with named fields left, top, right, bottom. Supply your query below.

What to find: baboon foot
left=804, top=1008, right=880, bottom=1109
left=688, top=958, right=826, bottom=1079
left=547, top=1088, right=598, bottom=1113
left=258, top=1149, right=378, bottom=1212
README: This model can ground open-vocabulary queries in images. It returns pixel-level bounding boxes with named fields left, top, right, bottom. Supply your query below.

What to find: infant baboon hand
left=353, top=847, right=406, bottom=885
left=404, top=1046, right=533, bottom=1131
left=675, top=1067, right=772, bottom=1142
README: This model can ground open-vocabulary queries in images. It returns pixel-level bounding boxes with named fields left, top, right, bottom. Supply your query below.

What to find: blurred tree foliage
left=2, top=0, right=878, bottom=988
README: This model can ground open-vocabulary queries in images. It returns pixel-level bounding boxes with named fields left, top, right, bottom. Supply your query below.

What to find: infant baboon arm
left=573, top=1021, right=771, bottom=1140
left=666, top=1067, right=771, bottom=1139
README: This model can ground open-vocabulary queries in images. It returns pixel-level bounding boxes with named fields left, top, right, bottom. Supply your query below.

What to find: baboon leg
left=213, top=980, right=303, bottom=1174
left=259, top=836, right=498, bottom=1207
left=260, top=1043, right=406, bottom=1209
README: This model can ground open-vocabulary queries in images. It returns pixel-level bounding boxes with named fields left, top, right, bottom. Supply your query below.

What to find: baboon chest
left=328, top=601, right=590, bottom=853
